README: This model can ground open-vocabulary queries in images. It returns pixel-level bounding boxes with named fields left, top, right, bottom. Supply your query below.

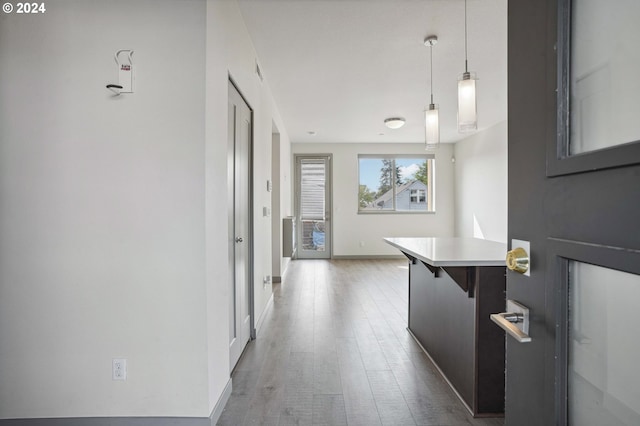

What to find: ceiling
left=237, top=0, right=507, bottom=144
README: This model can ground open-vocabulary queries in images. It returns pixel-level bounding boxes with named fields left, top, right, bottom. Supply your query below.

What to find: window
left=358, top=155, right=435, bottom=213
left=410, top=189, right=426, bottom=203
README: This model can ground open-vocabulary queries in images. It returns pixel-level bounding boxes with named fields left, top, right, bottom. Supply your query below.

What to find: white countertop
left=384, top=237, right=507, bottom=267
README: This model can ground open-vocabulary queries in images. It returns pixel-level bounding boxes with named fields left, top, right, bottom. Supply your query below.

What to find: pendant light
left=424, top=35, right=439, bottom=150
left=458, top=0, right=478, bottom=133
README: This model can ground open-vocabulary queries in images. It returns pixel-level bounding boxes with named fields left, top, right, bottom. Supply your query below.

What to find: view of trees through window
left=358, top=156, right=434, bottom=212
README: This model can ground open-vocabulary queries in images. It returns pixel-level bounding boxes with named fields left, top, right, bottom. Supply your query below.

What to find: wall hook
left=106, top=84, right=123, bottom=96
left=106, top=49, right=134, bottom=95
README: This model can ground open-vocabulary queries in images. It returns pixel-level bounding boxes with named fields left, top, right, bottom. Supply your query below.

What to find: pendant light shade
left=425, top=105, right=439, bottom=149
left=458, top=71, right=477, bottom=132
left=424, top=35, right=439, bottom=150
left=458, top=0, right=477, bottom=133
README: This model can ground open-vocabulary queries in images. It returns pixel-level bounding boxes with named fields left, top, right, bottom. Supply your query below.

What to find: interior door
left=228, top=80, right=252, bottom=372
left=504, top=1, right=640, bottom=425
left=295, top=155, right=331, bottom=259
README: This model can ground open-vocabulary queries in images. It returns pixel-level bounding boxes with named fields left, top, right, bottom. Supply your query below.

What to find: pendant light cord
left=429, top=44, right=434, bottom=105
left=464, top=0, right=468, bottom=73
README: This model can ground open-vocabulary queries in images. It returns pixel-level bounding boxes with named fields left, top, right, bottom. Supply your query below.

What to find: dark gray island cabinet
left=384, top=237, right=507, bottom=418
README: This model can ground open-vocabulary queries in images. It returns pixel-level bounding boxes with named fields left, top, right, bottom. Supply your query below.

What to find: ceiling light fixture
left=384, top=117, right=406, bottom=129
left=458, top=0, right=478, bottom=133
left=424, top=35, right=439, bottom=151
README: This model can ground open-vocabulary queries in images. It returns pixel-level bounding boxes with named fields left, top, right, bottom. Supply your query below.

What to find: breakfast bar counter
left=384, top=237, right=507, bottom=418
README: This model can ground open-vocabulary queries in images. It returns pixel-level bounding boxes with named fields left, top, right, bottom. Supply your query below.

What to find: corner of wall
left=453, top=121, right=508, bottom=243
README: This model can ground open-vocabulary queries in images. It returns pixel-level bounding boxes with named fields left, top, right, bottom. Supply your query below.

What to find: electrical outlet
left=112, top=358, right=127, bottom=381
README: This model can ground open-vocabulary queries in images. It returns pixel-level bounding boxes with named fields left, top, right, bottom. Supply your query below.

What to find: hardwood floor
left=217, top=259, right=504, bottom=426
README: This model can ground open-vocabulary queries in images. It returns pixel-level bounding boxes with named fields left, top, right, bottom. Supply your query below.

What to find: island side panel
left=475, top=266, right=507, bottom=415
left=408, top=260, right=476, bottom=410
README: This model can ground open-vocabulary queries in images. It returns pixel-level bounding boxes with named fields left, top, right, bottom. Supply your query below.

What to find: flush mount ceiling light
left=458, top=0, right=478, bottom=133
left=384, top=117, right=406, bottom=129
left=424, top=35, right=440, bottom=151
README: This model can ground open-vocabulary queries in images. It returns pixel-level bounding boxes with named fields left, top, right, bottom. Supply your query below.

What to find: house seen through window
left=358, top=155, right=434, bottom=213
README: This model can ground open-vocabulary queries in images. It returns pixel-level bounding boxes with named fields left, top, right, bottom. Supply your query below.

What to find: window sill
left=357, top=210, right=436, bottom=215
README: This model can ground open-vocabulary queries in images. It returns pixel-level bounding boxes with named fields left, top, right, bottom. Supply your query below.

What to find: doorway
left=227, top=80, right=253, bottom=372
left=294, top=155, right=332, bottom=259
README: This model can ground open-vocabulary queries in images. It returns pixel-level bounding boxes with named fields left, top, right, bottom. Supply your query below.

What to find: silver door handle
left=490, top=299, right=532, bottom=343
left=235, top=237, right=244, bottom=243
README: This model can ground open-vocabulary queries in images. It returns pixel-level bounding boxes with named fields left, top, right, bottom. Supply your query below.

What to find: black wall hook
left=106, top=84, right=123, bottom=95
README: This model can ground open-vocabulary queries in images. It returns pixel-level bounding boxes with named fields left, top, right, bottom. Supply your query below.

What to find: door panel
left=547, top=239, right=640, bottom=425
left=228, top=81, right=252, bottom=372
left=295, top=155, right=331, bottom=259
left=567, top=262, right=640, bottom=425
left=507, top=1, right=640, bottom=425
left=567, top=0, right=640, bottom=155
left=551, top=0, right=640, bottom=176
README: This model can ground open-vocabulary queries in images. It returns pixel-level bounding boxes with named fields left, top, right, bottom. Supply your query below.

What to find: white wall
left=292, top=143, right=455, bottom=256
left=270, top=129, right=293, bottom=280
left=453, top=121, right=508, bottom=243
left=0, top=0, right=209, bottom=418
left=279, top=131, right=293, bottom=275
left=271, top=131, right=282, bottom=278
left=205, top=0, right=292, bottom=366
left=0, top=0, right=292, bottom=419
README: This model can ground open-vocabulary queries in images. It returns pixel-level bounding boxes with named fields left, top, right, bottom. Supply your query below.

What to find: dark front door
left=506, top=1, right=640, bottom=425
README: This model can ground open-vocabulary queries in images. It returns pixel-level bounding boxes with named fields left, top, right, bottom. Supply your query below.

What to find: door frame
left=294, top=154, right=332, bottom=259
left=228, top=77, right=256, bottom=358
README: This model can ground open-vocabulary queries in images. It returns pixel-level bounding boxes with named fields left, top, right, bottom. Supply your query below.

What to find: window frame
left=357, top=154, right=435, bottom=214
left=550, top=0, right=640, bottom=177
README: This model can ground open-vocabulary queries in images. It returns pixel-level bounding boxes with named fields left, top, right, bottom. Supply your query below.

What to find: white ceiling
left=237, top=0, right=507, bottom=144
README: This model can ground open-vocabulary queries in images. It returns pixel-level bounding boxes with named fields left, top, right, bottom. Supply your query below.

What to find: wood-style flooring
left=217, top=259, right=504, bottom=426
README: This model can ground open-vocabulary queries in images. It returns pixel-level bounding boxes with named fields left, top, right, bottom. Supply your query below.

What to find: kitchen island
left=384, top=237, right=507, bottom=417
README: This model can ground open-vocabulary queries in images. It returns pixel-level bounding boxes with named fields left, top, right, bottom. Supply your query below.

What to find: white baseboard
left=332, top=254, right=405, bottom=260
left=254, top=292, right=274, bottom=336
left=209, top=378, right=232, bottom=426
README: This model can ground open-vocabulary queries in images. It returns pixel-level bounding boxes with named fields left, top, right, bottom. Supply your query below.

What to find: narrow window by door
left=295, top=155, right=331, bottom=259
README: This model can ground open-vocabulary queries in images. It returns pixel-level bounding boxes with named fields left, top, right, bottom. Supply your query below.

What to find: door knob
left=490, top=299, right=532, bottom=343
left=506, top=247, right=529, bottom=274
left=235, top=237, right=244, bottom=243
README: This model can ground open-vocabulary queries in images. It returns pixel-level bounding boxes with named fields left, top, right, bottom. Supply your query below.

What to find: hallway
left=217, top=259, right=504, bottom=426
